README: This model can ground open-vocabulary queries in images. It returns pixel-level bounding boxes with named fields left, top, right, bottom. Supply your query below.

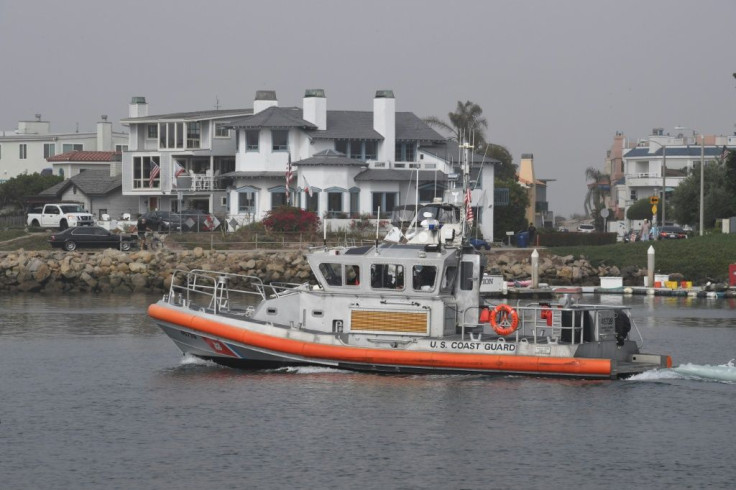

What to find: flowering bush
left=262, top=206, right=320, bottom=233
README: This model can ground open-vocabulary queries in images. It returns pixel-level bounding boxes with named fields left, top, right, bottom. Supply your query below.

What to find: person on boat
left=346, top=265, right=360, bottom=286
left=136, top=216, right=151, bottom=250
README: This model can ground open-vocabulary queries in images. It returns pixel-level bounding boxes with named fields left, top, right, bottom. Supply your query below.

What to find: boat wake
left=273, top=366, right=352, bottom=375
left=179, top=353, right=220, bottom=367
left=628, top=359, right=736, bottom=384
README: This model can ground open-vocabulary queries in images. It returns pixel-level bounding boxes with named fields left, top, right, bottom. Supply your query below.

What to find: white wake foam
left=179, top=353, right=218, bottom=367
left=629, top=359, right=736, bottom=383
left=275, top=365, right=351, bottom=374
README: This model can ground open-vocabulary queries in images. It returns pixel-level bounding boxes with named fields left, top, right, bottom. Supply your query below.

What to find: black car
left=140, top=210, right=218, bottom=232
left=657, top=225, right=688, bottom=240
left=139, top=211, right=182, bottom=232
left=49, top=226, right=137, bottom=251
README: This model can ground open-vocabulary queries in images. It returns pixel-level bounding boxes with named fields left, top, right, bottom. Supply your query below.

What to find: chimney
left=373, top=90, right=395, bottom=162
left=254, top=90, right=278, bottom=114
left=97, top=115, right=113, bottom=151
left=303, top=89, right=326, bottom=130
left=129, top=96, right=148, bottom=118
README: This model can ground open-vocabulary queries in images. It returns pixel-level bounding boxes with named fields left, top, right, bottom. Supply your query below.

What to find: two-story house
left=0, top=114, right=128, bottom=182
left=619, top=128, right=736, bottom=222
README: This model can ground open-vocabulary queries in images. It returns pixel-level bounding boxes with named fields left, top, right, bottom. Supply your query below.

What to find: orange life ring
left=490, top=304, right=519, bottom=336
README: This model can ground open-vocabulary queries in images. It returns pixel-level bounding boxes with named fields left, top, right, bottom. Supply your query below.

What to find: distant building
left=0, top=114, right=128, bottom=182
left=517, top=153, right=554, bottom=228
left=618, top=128, right=736, bottom=222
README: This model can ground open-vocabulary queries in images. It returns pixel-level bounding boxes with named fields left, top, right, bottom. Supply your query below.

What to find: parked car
left=139, top=211, right=182, bottom=232
left=469, top=238, right=491, bottom=250
left=49, top=226, right=137, bottom=251
left=657, top=225, right=688, bottom=240
left=577, top=223, right=595, bottom=233
left=139, top=210, right=219, bottom=232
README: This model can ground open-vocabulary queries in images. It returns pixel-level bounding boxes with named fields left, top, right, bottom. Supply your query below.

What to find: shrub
left=262, top=206, right=320, bottom=233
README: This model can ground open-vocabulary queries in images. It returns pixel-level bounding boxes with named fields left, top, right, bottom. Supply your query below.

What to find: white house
left=619, top=128, right=736, bottom=222
left=0, top=114, right=128, bottom=182
left=119, top=90, right=499, bottom=239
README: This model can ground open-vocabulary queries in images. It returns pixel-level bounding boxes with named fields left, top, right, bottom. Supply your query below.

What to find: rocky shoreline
left=0, top=248, right=659, bottom=294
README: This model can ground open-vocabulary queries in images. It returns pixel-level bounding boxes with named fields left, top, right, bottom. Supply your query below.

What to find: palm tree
left=425, top=100, right=488, bottom=147
left=583, top=167, right=610, bottom=217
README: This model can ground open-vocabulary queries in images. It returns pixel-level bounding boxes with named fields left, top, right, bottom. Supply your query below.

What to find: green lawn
left=550, top=234, right=736, bottom=283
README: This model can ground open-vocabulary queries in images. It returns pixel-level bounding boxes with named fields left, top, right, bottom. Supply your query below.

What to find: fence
left=0, top=215, right=26, bottom=228
left=169, top=232, right=380, bottom=251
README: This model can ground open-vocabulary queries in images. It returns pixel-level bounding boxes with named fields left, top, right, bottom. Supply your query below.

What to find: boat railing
left=461, top=302, right=640, bottom=345
left=168, top=269, right=268, bottom=315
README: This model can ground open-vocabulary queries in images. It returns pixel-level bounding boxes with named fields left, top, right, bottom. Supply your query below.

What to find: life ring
left=490, top=304, right=519, bottom=336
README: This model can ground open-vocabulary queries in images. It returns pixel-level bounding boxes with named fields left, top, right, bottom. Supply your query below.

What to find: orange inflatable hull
left=149, top=303, right=615, bottom=377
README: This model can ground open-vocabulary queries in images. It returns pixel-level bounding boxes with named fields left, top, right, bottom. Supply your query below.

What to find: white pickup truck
left=27, top=203, right=95, bottom=230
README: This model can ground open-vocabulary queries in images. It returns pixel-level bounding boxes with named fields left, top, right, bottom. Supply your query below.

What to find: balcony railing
left=175, top=174, right=224, bottom=191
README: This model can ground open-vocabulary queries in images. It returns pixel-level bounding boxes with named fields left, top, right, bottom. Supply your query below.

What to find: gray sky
left=2, top=0, right=734, bottom=217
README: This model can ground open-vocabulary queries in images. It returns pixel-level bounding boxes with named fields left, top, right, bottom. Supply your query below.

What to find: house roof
left=624, top=146, right=733, bottom=158
left=307, top=111, right=446, bottom=141
left=293, top=149, right=366, bottom=166
left=224, top=106, right=317, bottom=129
left=40, top=170, right=121, bottom=197
left=354, top=168, right=448, bottom=182
left=47, top=151, right=121, bottom=162
left=121, top=108, right=252, bottom=123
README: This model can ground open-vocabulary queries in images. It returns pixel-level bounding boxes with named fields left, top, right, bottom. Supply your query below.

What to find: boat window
left=460, top=261, right=474, bottom=291
left=441, top=266, right=457, bottom=293
left=412, top=265, right=437, bottom=291
left=319, top=263, right=342, bottom=286
left=370, top=264, right=404, bottom=290
left=345, top=265, right=360, bottom=286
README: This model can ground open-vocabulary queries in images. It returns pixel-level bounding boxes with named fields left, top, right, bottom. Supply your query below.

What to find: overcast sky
left=2, top=0, right=734, bottom=217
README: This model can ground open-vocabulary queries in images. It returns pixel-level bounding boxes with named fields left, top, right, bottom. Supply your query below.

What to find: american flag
left=285, top=154, right=293, bottom=204
left=303, top=175, right=313, bottom=197
left=721, top=146, right=730, bottom=161
left=465, top=187, right=474, bottom=223
left=149, top=160, right=160, bottom=187
left=174, top=161, right=187, bottom=177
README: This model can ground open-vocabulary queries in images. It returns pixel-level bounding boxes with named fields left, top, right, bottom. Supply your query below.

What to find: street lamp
left=675, top=126, right=705, bottom=236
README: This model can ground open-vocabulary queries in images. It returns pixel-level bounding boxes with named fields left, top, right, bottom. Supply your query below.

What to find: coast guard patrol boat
left=149, top=146, right=671, bottom=379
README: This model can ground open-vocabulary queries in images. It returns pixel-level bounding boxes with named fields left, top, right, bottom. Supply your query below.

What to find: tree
left=483, top=143, right=516, bottom=181
left=493, top=178, right=529, bottom=242
left=424, top=100, right=488, bottom=147
left=627, top=198, right=659, bottom=221
left=583, top=167, right=610, bottom=217
left=0, top=172, right=64, bottom=210
left=670, top=159, right=736, bottom=229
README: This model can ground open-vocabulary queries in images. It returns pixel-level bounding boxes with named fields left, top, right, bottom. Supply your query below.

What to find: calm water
left=1, top=293, right=735, bottom=489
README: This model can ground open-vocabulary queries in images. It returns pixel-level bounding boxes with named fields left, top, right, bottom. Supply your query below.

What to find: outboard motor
left=615, top=313, right=632, bottom=346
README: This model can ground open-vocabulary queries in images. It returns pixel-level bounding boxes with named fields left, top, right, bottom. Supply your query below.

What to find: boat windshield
left=416, top=205, right=459, bottom=223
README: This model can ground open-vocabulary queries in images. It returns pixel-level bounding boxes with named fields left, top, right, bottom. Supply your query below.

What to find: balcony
left=626, top=172, right=662, bottom=188
left=175, top=173, right=224, bottom=191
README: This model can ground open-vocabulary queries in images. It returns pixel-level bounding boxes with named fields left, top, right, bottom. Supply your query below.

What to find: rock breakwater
left=0, top=248, right=313, bottom=294
left=0, top=248, right=651, bottom=294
